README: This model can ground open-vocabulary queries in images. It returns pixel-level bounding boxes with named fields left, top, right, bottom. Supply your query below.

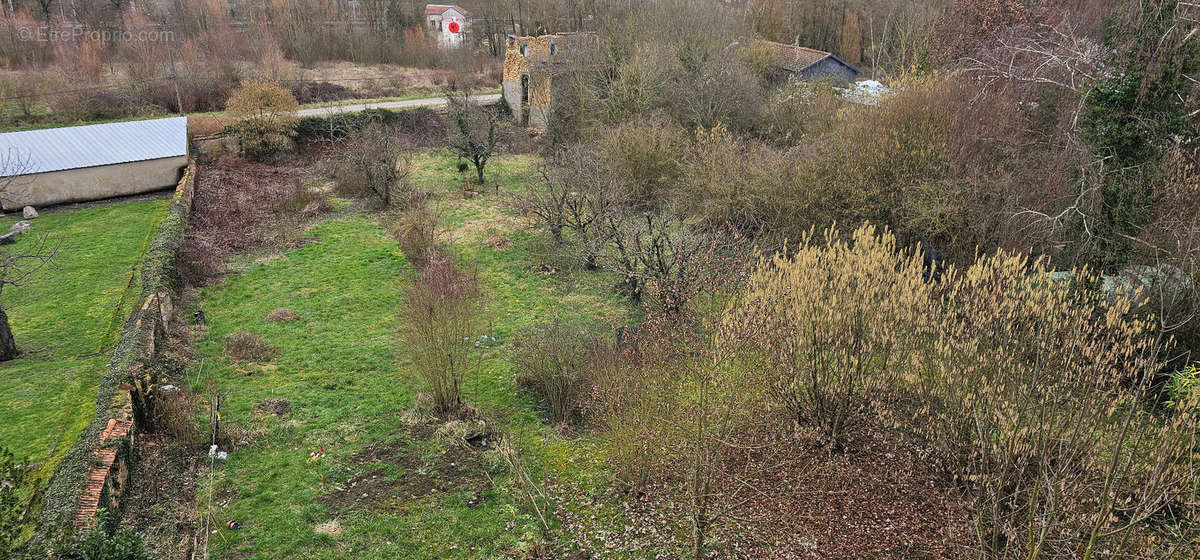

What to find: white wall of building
left=426, top=7, right=468, bottom=47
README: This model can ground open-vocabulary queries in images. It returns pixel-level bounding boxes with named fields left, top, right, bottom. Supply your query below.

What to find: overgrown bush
left=296, top=108, right=444, bottom=145
left=594, top=204, right=741, bottom=315
left=679, top=124, right=795, bottom=236
left=913, top=251, right=1197, bottom=559
left=180, top=158, right=328, bottom=282
left=512, top=320, right=603, bottom=424
left=723, top=223, right=1200, bottom=558
left=222, top=331, right=276, bottom=363
left=587, top=316, right=767, bottom=559
left=388, top=203, right=442, bottom=268
left=400, top=256, right=483, bottom=414
left=47, top=509, right=151, bottom=560
left=514, top=145, right=614, bottom=260
left=154, top=386, right=204, bottom=448
left=226, top=81, right=300, bottom=162
left=591, top=116, right=688, bottom=208
left=725, top=224, right=932, bottom=446
left=758, top=81, right=843, bottom=145
left=0, top=447, right=43, bottom=558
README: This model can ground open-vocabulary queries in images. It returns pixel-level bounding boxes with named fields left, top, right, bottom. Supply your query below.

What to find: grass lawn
left=192, top=151, right=637, bottom=559
left=0, top=199, right=168, bottom=468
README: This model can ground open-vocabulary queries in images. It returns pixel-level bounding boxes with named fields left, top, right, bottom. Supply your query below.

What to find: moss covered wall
left=34, top=162, right=197, bottom=539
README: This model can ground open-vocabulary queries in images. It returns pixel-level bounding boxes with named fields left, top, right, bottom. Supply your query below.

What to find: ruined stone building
left=502, top=32, right=597, bottom=131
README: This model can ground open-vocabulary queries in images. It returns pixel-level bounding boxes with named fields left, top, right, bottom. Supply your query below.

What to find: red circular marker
left=448, top=21, right=460, bottom=33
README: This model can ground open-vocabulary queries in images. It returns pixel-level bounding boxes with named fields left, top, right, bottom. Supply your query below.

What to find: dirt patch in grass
left=322, top=421, right=492, bottom=514
left=253, top=398, right=292, bottom=416
left=551, top=419, right=972, bottom=559
left=265, top=307, right=300, bottom=322
left=716, top=424, right=973, bottom=559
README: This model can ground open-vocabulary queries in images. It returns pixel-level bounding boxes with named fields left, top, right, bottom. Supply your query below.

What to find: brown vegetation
left=180, top=156, right=328, bottom=282
left=222, top=331, right=276, bottom=363
left=399, top=254, right=483, bottom=415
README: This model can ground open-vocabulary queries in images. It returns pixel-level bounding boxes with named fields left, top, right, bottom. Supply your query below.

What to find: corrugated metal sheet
left=0, top=117, right=187, bottom=177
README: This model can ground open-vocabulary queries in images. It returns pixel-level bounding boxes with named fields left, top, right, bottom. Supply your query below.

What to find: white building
left=425, top=4, right=470, bottom=48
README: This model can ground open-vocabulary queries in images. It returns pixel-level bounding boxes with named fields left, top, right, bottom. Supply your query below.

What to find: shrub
left=592, top=116, right=688, bottom=208
left=679, top=124, right=796, bottom=235
left=1167, top=366, right=1200, bottom=412
left=225, top=81, right=300, bottom=161
left=222, top=331, right=276, bottom=363
left=514, top=145, right=619, bottom=269
left=588, top=316, right=767, bottom=559
left=666, top=55, right=765, bottom=132
left=329, top=122, right=412, bottom=207
left=912, top=251, right=1196, bottom=559
left=48, top=509, right=151, bottom=560
left=724, top=224, right=933, bottom=446
left=154, top=386, right=204, bottom=448
left=758, top=81, right=843, bottom=145
left=512, top=320, right=602, bottom=424
left=0, top=447, right=43, bottom=558
left=593, top=204, right=743, bottom=316
left=389, top=203, right=442, bottom=268
left=295, top=108, right=444, bottom=144
left=400, top=256, right=483, bottom=414
left=724, top=223, right=1200, bottom=557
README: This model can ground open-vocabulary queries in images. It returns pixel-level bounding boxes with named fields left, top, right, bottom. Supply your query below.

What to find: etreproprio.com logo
left=17, top=26, right=175, bottom=43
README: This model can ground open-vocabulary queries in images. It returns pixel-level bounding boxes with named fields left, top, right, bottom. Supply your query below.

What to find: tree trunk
left=475, top=158, right=485, bottom=184
left=0, top=307, right=19, bottom=361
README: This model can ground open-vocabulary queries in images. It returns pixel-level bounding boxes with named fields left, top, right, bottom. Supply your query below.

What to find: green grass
left=0, top=199, right=168, bottom=468
left=193, top=151, right=636, bottom=559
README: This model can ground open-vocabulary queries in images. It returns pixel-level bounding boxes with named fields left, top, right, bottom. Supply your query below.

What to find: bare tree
left=0, top=148, right=56, bottom=361
left=329, top=122, right=412, bottom=207
left=0, top=233, right=58, bottom=361
left=0, top=147, right=30, bottom=210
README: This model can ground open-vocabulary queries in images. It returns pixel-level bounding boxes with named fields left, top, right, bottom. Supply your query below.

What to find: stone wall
left=34, top=161, right=197, bottom=538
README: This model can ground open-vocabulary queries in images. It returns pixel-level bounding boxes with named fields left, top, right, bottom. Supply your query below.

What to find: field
left=0, top=198, right=168, bottom=468
left=186, top=152, right=633, bottom=559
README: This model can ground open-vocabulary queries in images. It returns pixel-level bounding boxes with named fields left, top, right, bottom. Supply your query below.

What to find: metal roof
left=0, top=117, right=187, bottom=177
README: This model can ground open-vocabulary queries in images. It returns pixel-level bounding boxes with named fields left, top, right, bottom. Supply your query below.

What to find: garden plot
left=181, top=151, right=629, bottom=559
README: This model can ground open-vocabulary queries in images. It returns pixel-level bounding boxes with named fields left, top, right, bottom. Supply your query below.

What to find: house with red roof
left=425, top=4, right=470, bottom=47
